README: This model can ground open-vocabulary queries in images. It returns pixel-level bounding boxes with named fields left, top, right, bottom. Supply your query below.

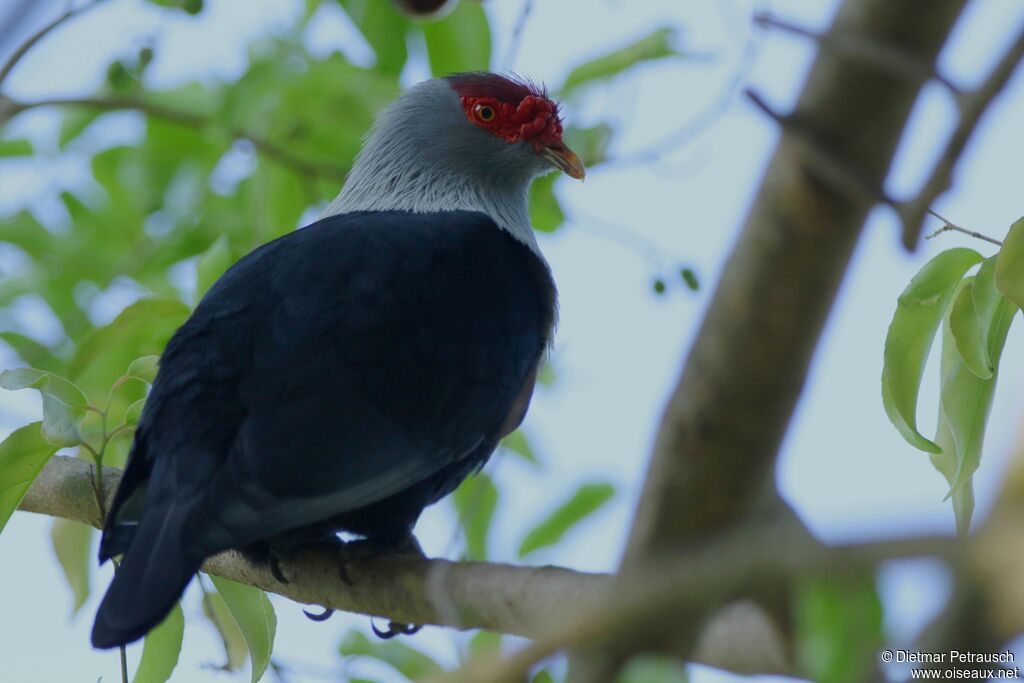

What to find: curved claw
left=371, top=619, right=422, bottom=639
left=303, top=606, right=335, bottom=622
left=269, top=553, right=289, bottom=584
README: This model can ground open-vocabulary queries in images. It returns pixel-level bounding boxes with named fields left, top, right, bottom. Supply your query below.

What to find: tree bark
left=18, top=456, right=611, bottom=637
left=571, top=1, right=970, bottom=678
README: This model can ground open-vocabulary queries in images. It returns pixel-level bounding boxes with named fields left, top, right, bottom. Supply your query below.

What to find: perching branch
left=22, top=454, right=1010, bottom=683
left=0, top=95, right=349, bottom=181
left=19, top=456, right=611, bottom=639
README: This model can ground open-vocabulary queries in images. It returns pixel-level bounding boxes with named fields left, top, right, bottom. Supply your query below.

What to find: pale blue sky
left=1, top=0, right=1023, bottom=681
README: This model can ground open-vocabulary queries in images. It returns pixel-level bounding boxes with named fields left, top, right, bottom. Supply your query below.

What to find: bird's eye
left=475, top=104, right=495, bottom=122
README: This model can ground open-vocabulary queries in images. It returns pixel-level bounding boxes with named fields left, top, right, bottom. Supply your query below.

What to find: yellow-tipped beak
left=542, top=144, right=586, bottom=180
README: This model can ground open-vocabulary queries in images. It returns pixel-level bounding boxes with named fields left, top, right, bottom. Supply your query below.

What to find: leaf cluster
left=0, top=0, right=694, bottom=680
left=882, top=218, right=1024, bottom=534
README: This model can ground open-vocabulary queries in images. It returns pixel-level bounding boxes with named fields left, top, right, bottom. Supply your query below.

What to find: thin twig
left=754, top=12, right=962, bottom=95
left=901, top=24, right=1024, bottom=249
left=2, top=95, right=349, bottom=181
left=925, top=209, right=1003, bottom=246
left=604, top=11, right=762, bottom=168
left=502, top=0, right=534, bottom=70
left=744, top=15, right=1024, bottom=252
left=0, top=0, right=108, bottom=88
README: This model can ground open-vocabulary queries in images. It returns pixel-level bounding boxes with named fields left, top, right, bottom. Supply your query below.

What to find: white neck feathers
left=321, top=80, right=544, bottom=254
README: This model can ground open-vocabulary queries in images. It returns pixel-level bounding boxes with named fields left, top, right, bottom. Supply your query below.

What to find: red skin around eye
left=461, top=95, right=564, bottom=151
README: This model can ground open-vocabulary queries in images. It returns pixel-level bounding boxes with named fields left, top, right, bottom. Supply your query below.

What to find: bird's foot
left=269, top=550, right=290, bottom=584
left=303, top=606, right=335, bottom=622
left=372, top=618, right=422, bottom=639
left=255, top=530, right=345, bottom=584
left=333, top=532, right=425, bottom=638
left=334, top=532, right=424, bottom=586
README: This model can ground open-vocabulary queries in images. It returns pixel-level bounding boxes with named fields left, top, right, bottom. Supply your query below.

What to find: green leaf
left=940, top=295, right=1014, bottom=497
left=196, top=235, right=233, bottom=302
left=126, top=355, right=161, bottom=384
left=124, top=398, right=147, bottom=426
left=950, top=259, right=1008, bottom=381
left=680, top=267, right=700, bottom=291
left=616, top=656, right=688, bottom=683
left=881, top=248, right=983, bottom=453
left=0, top=332, right=62, bottom=373
left=518, top=483, right=614, bottom=558
left=452, top=473, right=498, bottom=561
left=339, top=630, right=442, bottom=679
left=70, top=298, right=190, bottom=399
left=500, top=429, right=540, bottom=467
left=560, top=27, right=685, bottom=98
left=59, top=108, right=103, bottom=148
left=531, top=672, right=556, bottom=683
left=202, top=585, right=249, bottom=670
left=529, top=173, right=564, bottom=233
left=51, top=518, right=92, bottom=615
left=0, top=138, right=33, bottom=157
left=930, top=321, right=975, bottom=536
left=0, top=423, right=59, bottom=534
left=971, top=257, right=1005, bottom=361
left=338, top=0, right=409, bottom=75
left=0, top=210, right=56, bottom=260
left=210, top=576, right=276, bottom=683
left=0, top=368, right=90, bottom=446
left=145, top=0, right=204, bottom=15
left=467, top=630, right=502, bottom=660
left=995, top=216, right=1024, bottom=310
left=262, top=162, right=309, bottom=239
left=795, top=573, right=883, bottom=683
left=564, top=123, right=614, bottom=166
left=133, top=602, right=184, bottom=683
left=538, top=361, right=557, bottom=388
left=421, top=2, right=491, bottom=76
left=948, top=277, right=991, bottom=379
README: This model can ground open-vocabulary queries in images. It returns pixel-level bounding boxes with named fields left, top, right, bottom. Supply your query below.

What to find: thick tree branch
left=19, top=456, right=610, bottom=637
left=754, top=12, right=962, bottom=95
left=623, top=0, right=969, bottom=561
left=567, top=1, right=973, bottom=679
left=460, top=529, right=969, bottom=683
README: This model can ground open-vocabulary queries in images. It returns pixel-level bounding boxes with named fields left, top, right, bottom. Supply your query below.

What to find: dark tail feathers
left=91, top=502, right=201, bottom=649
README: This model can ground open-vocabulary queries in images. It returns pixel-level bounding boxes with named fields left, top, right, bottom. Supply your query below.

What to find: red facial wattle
left=460, top=94, right=565, bottom=150
left=450, top=73, right=585, bottom=180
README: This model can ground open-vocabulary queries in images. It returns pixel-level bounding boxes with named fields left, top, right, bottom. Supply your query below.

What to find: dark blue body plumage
left=91, top=210, right=556, bottom=648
